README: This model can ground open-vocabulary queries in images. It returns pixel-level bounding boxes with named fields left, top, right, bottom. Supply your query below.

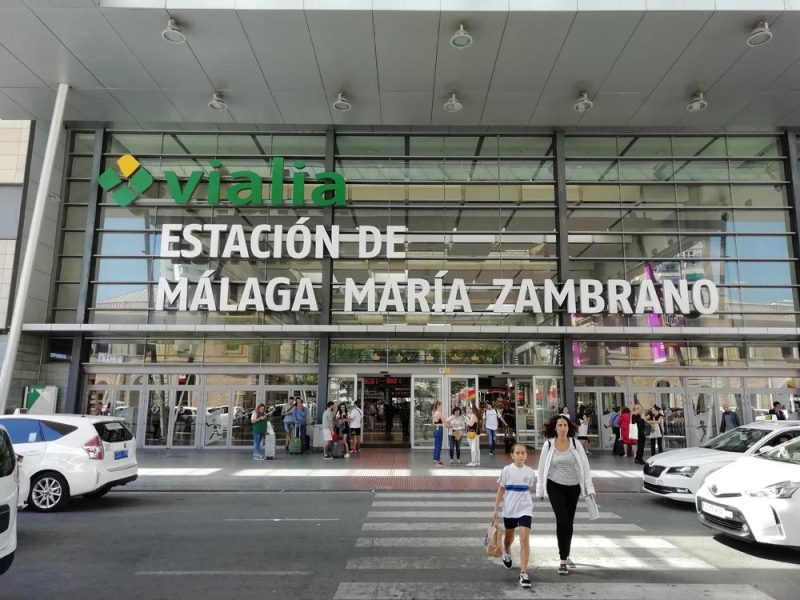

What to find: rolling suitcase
left=613, top=439, right=625, bottom=456
left=288, top=425, right=303, bottom=454
left=263, top=433, right=276, bottom=460
left=331, top=440, right=346, bottom=458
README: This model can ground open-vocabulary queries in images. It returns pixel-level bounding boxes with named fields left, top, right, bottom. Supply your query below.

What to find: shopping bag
left=585, top=495, right=600, bottom=520
left=483, top=513, right=504, bottom=557
left=629, top=422, right=639, bottom=439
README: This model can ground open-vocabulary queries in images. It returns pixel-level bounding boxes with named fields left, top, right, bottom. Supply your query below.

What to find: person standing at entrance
left=719, top=401, right=740, bottom=433
left=293, top=399, right=308, bottom=452
left=432, top=401, right=445, bottom=466
left=647, top=405, right=664, bottom=455
left=321, top=401, right=335, bottom=460
left=446, top=406, right=466, bottom=464
left=483, top=400, right=507, bottom=456
left=632, top=405, right=647, bottom=464
left=466, top=406, right=481, bottom=467
left=335, top=402, right=351, bottom=458
left=348, top=402, right=363, bottom=454
left=282, top=398, right=297, bottom=450
left=250, top=403, right=268, bottom=460
left=536, top=415, right=596, bottom=576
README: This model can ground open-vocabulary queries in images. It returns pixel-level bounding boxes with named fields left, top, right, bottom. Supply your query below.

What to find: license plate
left=114, top=450, right=128, bottom=460
left=643, top=475, right=662, bottom=486
left=702, top=501, right=733, bottom=520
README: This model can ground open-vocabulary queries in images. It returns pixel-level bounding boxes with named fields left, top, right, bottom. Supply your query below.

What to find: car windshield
left=763, top=437, right=800, bottom=464
left=701, top=427, right=770, bottom=452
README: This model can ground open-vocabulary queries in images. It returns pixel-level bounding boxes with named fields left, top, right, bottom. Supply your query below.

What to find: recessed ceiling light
left=449, top=24, right=473, bottom=49
left=333, top=92, right=352, bottom=112
left=686, top=92, right=708, bottom=113
left=746, top=21, right=772, bottom=47
left=208, top=91, right=227, bottom=111
left=443, top=93, right=463, bottom=113
left=573, top=92, right=594, bottom=113
left=161, top=18, right=186, bottom=45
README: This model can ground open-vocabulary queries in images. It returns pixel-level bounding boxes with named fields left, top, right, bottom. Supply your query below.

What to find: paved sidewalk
left=124, top=446, right=647, bottom=493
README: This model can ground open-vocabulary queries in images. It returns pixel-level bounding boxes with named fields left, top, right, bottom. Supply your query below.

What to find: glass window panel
left=217, top=135, right=262, bottom=155
left=618, top=160, right=673, bottom=181
left=675, top=185, right=731, bottom=206
left=730, top=160, right=784, bottom=181
left=674, top=160, right=730, bottom=181
left=567, top=184, right=619, bottom=203
left=72, top=132, right=95, bottom=153
left=672, top=136, right=726, bottom=157
left=98, top=206, right=152, bottom=230
left=499, top=137, right=553, bottom=156
left=748, top=345, right=800, bottom=366
left=678, top=235, right=733, bottom=258
left=567, top=208, right=623, bottom=231
left=271, top=135, right=325, bottom=155
left=88, top=340, right=146, bottom=363
left=727, top=137, right=781, bottom=157
left=93, top=284, right=150, bottom=309
left=409, top=136, right=444, bottom=156
left=564, top=137, right=617, bottom=156
left=737, top=262, right=797, bottom=287
left=107, top=133, right=163, bottom=155
left=569, top=234, right=624, bottom=258
left=67, top=181, right=90, bottom=204
left=447, top=136, right=483, bottom=156
left=677, top=209, right=732, bottom=231
left=621, top=209, right=677, bottom=232
left=95, top=258, right=149, bottom=281
left=518, top=184, right=555, bottom=203
left=732, top=209, right=791, bottom=233
left=54, top=283, right=80, bottom=307
left=617, top=136, right=671, bottom=156
left=61, top=232, right=85, bottom=255
left=97, top=232, right=154, bottom=256
left=88, top=310, right=149, bottom=324
left=623, top=234, right=680, bottom=259
left=570, top=260, right=626, bottom=280
left=162, top=134, right=217, bottom=154
left=58, top=257, right=82, bottom=281
left=501, top=208, right=556, bottom=232
left=53, top=309, right=77, bottom=324
left=731, top=185, right=788, bottom=208
left=735, top=236, right=793, bottom=260
left=619, top=185, right=676, bottom=205
left=63, top=206, right=87, bottom=229
left=337, top=135, right=405, bottom=156
left=499, top=160, right=553, bottom=180
left=566, top=160, right=618, bottom=181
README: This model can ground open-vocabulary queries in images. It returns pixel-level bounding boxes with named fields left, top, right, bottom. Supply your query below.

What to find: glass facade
left=44, top=130, right=800, bottom=448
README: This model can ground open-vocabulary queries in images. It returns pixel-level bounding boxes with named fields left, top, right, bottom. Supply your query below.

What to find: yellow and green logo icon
left=98, top=154, right=154, bottom=207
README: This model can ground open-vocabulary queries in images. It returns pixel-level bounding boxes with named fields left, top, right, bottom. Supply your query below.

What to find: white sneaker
left=344, top=453, right=351, bottom=458
left=465, top=462, right=476, bottom=467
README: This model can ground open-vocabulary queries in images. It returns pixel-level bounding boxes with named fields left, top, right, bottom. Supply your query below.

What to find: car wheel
left=0, top=551, right=14, bottom=575
left=83, top=485, right=110, bottom=499
left=29, top=472, right=70, bottom=512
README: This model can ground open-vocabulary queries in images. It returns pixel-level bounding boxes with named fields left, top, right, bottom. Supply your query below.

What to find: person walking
left=607, top=406, right=621, bottom=454
left=719, top=401, right=740, bottom=433
left=632, top=404, right=647, bottom=464
left=494, top=443, right=537, bottom=589
left=335, top=402, right=351, bottom=458
left=619, top=406, right=634, bottom=458
left=293, top=399, right=308, bottom=452
left=321, top=401, right=335, bottom=460
left=446, top=406, right=466, bottom=464
left=466, top=406, right=481, bottom=467
left=483, top=400, right=507, bottom=456
left=250, top=403, right=268, bottom=460
left=432, top=400, right=445, bottom=466
left=281, top=397, right=297, bottom=450
left=647, top=406, right=664, bottom=455
left=348, top=402, right=363, bottom=454
left=536, top=414, right=596, bottom=576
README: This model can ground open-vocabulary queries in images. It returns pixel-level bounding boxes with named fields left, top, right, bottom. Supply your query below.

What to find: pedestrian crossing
left=332, top=491, right=780, bottom=600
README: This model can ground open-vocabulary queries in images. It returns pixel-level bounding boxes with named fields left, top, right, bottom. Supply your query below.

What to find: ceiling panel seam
left=371, top=10, right=382, bottom=125
left=577, top=11, right=646, bottom=127
left=235, top=10, right=285, bottom=124
left=303, top=9, right=333, bottom=125
left=165, top=8, right=218, bottom=113
left=0, top=89, right=35, bottom=120
left=0, top=40, right=50, bottom=90
left=527, top=11, right=577, bottom=127
left=478, top=11, right=510, bottom=126
left=427, top=11, right=442, bottom=126
left=625, top=10, right=715, bottom=126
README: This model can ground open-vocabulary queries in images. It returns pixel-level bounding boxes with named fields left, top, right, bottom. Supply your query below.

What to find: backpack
left=643, top=422, right=652, bottom=436
left=611, top=413, right=620, bottom=428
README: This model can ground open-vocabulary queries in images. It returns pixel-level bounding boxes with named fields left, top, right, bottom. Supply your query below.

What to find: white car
left=0, top=415, right=138, bottom=513
left=697, top=436, right=800, bottom=546
left=642, top=421, right=800, bottom=503
left=0, top=425, right=19, bottom=575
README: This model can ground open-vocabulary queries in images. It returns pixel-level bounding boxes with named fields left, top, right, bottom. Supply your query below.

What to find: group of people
left=495, top=414, right=596, bottom=588
left=606, top=404, right=665, bottom=464
left=431, top=399, right=508, bottom=466
left=320, top=401, right=363, bottom=460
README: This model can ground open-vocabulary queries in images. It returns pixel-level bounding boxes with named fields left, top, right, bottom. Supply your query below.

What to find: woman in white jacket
left=536, top=414, right=596, bottom=576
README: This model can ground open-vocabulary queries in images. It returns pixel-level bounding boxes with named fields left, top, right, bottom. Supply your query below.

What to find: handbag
left=467, top=431, right=477, bottom=441
left=585, top=495, right=600, bottom=520
left=484, top=513, right=503, bottom=557
left=453, top=429, right=463, bottom=441
left=629, top=421, right=639, bottom=439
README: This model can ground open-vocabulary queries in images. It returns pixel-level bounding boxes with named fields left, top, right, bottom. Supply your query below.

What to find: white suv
left=0, top=415, right=138, bottom=513
left=0, top=424, right=19, bottom=574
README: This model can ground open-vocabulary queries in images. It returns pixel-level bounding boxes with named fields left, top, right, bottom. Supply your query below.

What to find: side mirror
left=757, top=446, right=773, bottom=455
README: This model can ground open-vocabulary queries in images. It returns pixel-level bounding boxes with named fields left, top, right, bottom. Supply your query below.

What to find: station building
left=1, top=2, right=799, bottom=452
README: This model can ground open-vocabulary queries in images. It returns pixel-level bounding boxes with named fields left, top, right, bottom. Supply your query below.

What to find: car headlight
left=668, top=466, right=699, bottom=477
left=745, top=481, right=800, bottom=499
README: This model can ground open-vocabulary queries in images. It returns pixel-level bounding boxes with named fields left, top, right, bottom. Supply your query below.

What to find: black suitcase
left=504, top=435, right=516, bottom=454
left=613, top=439, right=625, bottom=456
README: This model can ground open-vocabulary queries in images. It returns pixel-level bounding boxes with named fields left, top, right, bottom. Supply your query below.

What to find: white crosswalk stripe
left=332, top=491, right=778, bottom=600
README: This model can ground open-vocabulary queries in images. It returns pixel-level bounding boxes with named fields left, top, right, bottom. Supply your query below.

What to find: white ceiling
left=0, top=1, right=799, bottom=130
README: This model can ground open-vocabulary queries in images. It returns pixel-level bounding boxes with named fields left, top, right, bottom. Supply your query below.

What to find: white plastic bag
left=585, top=495, right=600, bottom=520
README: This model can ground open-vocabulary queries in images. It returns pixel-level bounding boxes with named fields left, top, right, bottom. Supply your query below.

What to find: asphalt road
left=2, top=490, right=799, bottom=600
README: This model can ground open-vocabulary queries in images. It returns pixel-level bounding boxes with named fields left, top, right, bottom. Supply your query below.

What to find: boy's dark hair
left=326, top=401, right=335, bottom=408
left=543, top=414, right=577, bottom=438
